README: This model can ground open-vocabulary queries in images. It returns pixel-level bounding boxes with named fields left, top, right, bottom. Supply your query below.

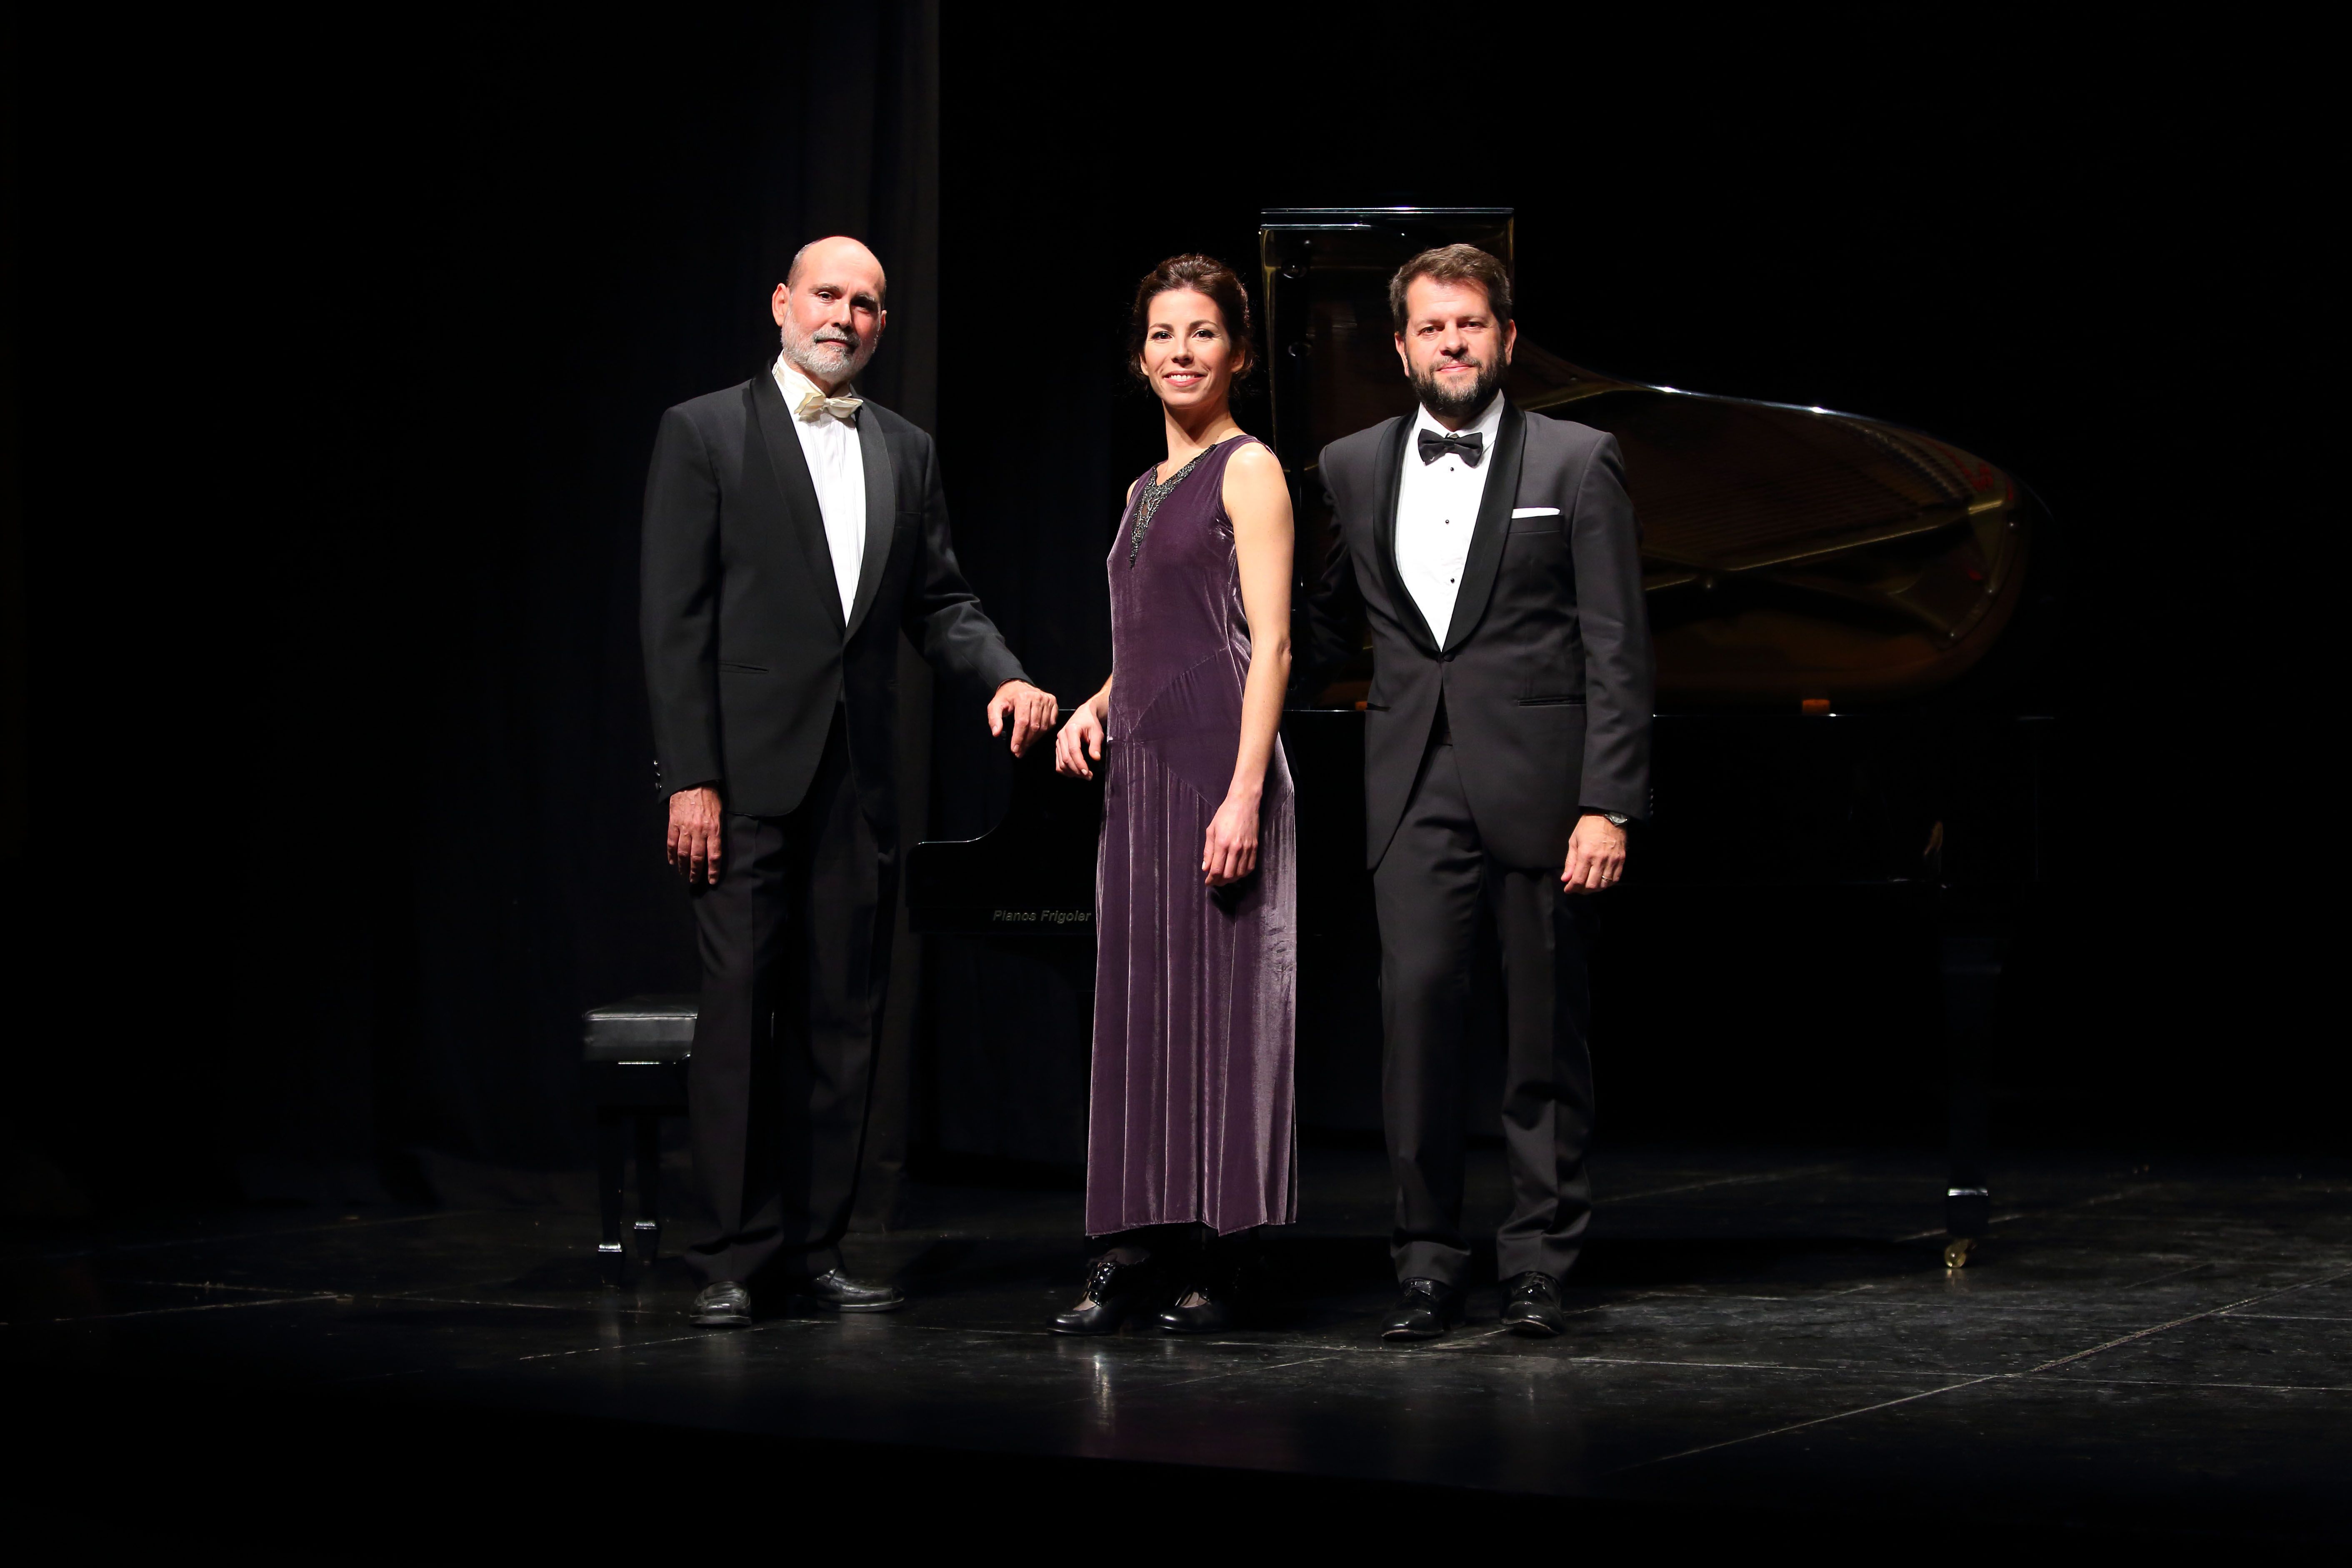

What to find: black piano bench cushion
left=582, top=995, right=697, bottom=1063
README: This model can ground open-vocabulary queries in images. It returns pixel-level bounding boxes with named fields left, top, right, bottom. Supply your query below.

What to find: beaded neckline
left=1127, top=436, right=1242, bottom=567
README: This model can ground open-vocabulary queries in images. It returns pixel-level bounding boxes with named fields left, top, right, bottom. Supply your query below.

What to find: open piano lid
left=1262, top=208, right=2037, bottom=707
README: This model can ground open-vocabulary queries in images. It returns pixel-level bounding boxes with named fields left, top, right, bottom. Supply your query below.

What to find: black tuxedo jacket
left=640, top=370, right=1028, bottom=840
left=1305, top=401, right=1654, bottom=871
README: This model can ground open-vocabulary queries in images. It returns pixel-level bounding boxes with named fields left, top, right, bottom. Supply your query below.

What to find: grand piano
left=910, top=208, right=2055, bottom=1266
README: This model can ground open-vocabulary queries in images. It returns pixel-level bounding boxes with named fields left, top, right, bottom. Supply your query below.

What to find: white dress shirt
left=774, top=357, right=866, bottom=622
left=1394, top=392, right=1507, bottom=643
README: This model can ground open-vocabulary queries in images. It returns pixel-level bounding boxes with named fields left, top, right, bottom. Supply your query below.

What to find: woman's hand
left=1056, top=703, right=1108, bottom=780
left=1202, top=791, right=1260, bottom=886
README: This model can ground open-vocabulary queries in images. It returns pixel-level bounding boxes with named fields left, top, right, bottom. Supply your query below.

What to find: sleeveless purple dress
left=1087, top=435, right=1297, bottom=1238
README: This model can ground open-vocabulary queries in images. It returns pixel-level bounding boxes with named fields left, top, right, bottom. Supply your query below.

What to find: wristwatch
left=1586, top=809, right=1629, bottom=827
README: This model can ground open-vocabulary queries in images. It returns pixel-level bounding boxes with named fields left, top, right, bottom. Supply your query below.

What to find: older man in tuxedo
left=642, top=236, right=1056, bottom=1326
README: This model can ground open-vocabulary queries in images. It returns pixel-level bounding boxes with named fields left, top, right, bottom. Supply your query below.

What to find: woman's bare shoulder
left=1222, top=438, right=1290, bottom=514
left=1226, top=437, right=1284, bottom=478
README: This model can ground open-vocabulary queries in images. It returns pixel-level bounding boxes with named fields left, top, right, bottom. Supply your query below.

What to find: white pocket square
left=1511, top=506, right=1560, bottom=518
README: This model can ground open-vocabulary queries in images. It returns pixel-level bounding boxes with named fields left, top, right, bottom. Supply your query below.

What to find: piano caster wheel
left=1944, top=1237, right=1977, bottom=1270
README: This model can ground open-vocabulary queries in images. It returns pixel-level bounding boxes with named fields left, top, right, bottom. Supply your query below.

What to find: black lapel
left=1440, top=400, right=1526, bottom=653
left=1370, top=415, right=1440, bottom=655
left=842, top=405, right=898, bottom=643
left=750, top=368, right=847, bottom=634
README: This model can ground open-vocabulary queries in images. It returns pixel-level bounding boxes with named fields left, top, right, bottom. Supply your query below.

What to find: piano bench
left=580, top=995, right=695, bottom=1283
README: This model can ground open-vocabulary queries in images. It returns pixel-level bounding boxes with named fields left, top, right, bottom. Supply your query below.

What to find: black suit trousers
left=1374, top=731, right=1596, bottom=1287
left=683, top=708, right=889, bottom=1283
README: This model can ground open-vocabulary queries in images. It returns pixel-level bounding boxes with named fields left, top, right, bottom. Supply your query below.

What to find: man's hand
left=1562, top=813, right=1627, bottom=895
left=666, top=786, right=724, bottom=885
left=988, top=680, right=1059, bottom=757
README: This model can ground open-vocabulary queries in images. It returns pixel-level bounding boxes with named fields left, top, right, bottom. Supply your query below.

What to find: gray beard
left=780, top=323, right=873, bottom=386
left=1412, top=357, right=1503, bottom=424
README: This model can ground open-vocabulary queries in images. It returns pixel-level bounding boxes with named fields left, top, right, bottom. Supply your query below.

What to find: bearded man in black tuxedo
left=1303, top=245, right=1654, bottom=1343
left=642, top=236, right=1057, bottom=1326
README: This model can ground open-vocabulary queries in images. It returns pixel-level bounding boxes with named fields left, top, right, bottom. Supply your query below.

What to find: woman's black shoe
left=1155, top=1290, right=1235, bottom=1334
left=1051, top=1255, right=1153, bottom=1335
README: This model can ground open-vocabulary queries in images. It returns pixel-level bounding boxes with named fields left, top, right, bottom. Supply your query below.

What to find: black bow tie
left=1417, top=428, right=1485, bottom=467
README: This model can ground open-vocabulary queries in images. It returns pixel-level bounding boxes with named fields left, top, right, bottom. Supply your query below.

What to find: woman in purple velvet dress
left=1050, top=255, right=1297, bottom=1334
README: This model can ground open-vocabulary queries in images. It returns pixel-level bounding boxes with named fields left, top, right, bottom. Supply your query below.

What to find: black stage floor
left=7, top=1144, right=2347, bottom=1552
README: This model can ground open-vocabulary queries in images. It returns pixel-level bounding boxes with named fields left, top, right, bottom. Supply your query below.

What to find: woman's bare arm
left=1201, top=442, right=1294, bottom=884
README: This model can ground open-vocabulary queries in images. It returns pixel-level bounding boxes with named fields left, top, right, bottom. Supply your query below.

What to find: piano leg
left=1941, top=930, right=2001, bottom=1265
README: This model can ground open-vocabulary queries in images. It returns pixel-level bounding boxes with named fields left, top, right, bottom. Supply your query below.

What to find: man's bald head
left=786, top=236, right=887, bottom=303
left=772, top=236, right=888, bottom=392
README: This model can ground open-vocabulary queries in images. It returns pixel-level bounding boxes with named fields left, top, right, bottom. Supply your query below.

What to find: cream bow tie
left=796, top=386, right=863, bottom=423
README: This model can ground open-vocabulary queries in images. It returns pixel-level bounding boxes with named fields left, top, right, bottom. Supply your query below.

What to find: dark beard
left=1412, top=355, right=1504, bottom=423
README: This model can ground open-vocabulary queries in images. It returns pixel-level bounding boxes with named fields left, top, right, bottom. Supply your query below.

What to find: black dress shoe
left=792, top=1268, right=905, bottom=1313
left=1157, top=1230, right=1255, bottom=1334
left=1380, top=1278, right=1464, bottom=1342
left=1155, top=1290, right=1234, bottom=1335
left=1500, top=1271, right=1568, bottom=1337
left=690, top=1281, right=752, bottom=1327
left=1052, top=1255, right=1155, bottom=1335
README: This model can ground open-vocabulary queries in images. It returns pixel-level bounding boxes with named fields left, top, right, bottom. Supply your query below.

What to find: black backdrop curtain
left=9, top=5, right=949, bottom=1209
left=3, top=8, right=2334, bottom=1221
